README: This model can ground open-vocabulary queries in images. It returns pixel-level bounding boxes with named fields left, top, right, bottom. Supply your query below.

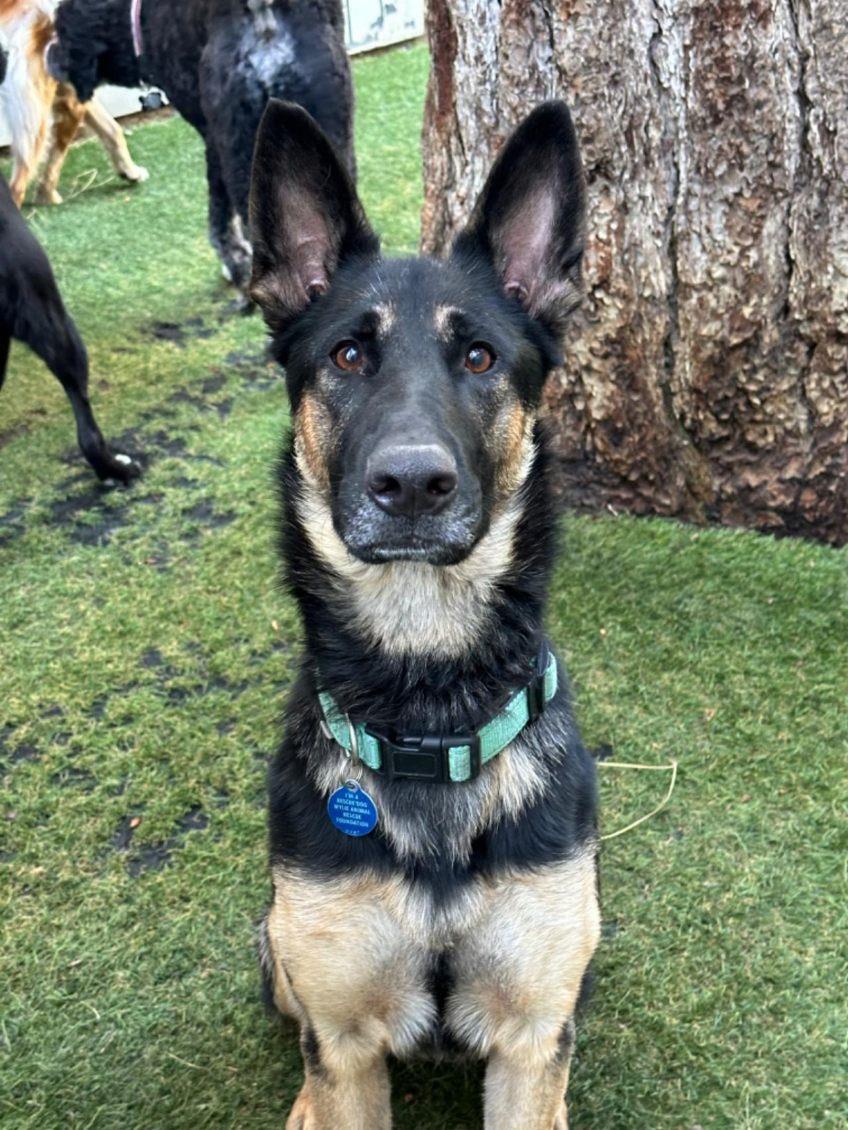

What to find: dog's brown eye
left=331, top=341, right=364, bottom=372
left=465, top=343, right=496, bottom=374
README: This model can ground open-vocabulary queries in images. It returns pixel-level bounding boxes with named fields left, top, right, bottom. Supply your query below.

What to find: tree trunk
left=422, top=0, right=848, bottom=545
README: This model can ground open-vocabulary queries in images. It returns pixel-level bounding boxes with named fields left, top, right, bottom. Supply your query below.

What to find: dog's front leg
left=266, top=868, right=432, bottom=1130
left=449, top=850, right=600, bottom=1130
left=483, top=1025, right=574, bottom=1130
left=286, top=1027, right=391, bottom=1130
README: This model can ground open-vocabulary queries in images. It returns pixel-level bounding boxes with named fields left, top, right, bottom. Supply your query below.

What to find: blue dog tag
left=327, top=780, right=378, bottom=837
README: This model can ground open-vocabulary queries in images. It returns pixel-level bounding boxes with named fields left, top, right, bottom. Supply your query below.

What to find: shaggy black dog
left=48, top=0, right=354, bottom=293
left=0, top=171, right=140, bottom=482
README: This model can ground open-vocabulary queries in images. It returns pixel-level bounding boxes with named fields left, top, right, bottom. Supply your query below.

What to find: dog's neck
left=281, top=429, right=558, bottom=733
left=90, top=0, right=144, bottom=85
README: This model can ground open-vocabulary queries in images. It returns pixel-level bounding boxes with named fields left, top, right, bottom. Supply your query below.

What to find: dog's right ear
left=249, top=100, right=378, bottom=329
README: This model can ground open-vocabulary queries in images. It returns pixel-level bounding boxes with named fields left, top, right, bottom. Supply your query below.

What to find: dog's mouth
left=335, top=507, right=485, bottom=567
left=350, top=538, right=475, bottom=567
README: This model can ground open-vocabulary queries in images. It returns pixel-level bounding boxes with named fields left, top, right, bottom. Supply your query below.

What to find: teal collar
left=317, top=644, right=558, bottom=784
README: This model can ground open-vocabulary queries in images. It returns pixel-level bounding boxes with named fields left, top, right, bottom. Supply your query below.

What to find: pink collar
left=131, top=0, right=143, bottom=58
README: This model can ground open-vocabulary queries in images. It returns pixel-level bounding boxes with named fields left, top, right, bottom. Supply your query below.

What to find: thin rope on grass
left=63, top=168, right=107, bottom=200
left=598, top=758, right=678, bottom=842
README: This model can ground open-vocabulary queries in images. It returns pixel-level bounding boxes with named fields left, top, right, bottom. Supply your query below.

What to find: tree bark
left=422, top=0, right=848, bottom=545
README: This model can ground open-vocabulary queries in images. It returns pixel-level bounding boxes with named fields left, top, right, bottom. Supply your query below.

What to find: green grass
left=1, top=41, right=846, bottom=1129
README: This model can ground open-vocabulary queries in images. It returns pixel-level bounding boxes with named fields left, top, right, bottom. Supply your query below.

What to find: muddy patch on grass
left=48, top=421, right=235, bottom=548
left=51, top=766, right=97, bottom=791
left=0, top=496, right=31, bottom=547
left=223, top=348, right=281, bottom=393
left=145, top=316, right=215, bottom=349
left=0, top=421, right=31, bottom=449
left=111, top=804, right=210, bottom=877
left=0, top=723, right=39, bottom=769
left=49, top=486, right=164, bottom=547
left=181, top=498, right=237, bottom=532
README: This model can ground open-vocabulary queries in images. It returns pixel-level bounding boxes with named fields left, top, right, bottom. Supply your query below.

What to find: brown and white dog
left=0, top=0, right=147, bottom=206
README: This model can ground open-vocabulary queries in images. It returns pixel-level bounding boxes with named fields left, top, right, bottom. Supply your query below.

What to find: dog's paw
left=124, top=165, right=150, bottom=184
left=285, top=1087, right=315, bottom=1130
left=98, top=451, right=142, bottom=485
left=35, top=188, right=63, bottom=206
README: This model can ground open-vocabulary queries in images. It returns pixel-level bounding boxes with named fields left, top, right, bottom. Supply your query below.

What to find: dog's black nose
left=367, top=444, right=458, bottom=518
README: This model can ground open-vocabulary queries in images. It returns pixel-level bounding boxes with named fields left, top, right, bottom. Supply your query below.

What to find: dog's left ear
left=452, top=101, right=586, bottom=335
left=249, top=100, right=378, bottom=329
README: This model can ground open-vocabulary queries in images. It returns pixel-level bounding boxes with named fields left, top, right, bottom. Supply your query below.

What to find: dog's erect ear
left=452, top=101, right=586, bottom=334
left=249, top=100, right=378, bottom=328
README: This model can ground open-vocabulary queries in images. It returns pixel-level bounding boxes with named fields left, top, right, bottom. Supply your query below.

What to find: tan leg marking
left=9, top=117, right=47, bottom=207
left=446, top=850, right=601, bottom=1129
left=267, top=868, right=434, bottom=1130
left=35, top=85, right=84, bottom=205
left=82, top=96, right=149, bottom=183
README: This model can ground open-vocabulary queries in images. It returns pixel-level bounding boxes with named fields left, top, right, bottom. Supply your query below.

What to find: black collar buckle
left=366, top=729, right=482, bottom=783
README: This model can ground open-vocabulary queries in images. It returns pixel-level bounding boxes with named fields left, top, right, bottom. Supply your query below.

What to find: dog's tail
left=247, top=0, right=276, bottom=42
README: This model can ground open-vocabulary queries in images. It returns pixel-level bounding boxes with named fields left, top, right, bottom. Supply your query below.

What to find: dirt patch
left=0, top=723, right=40, bottom=768
left=49, top=487, right=163, bottom=548
left=145, top=316, right=215, bottom=348
left=0, top=497, right=31, bottom=548
left=181, top=499, right=237, bottom=530
left=118, top=805, right=210, bottom=877
left=51, top=766, right=97, bottom=791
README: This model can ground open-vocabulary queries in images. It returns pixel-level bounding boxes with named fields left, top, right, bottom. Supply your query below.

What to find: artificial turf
left=1, top=41, right=846, bottom=1130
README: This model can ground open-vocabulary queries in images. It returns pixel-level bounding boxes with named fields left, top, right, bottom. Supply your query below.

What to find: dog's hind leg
left=7, top=101, right=49, bottom=208
left=205, top=144, right=251, bottom=295
left=19, top=305, right=140, bottom=484
left=82, top=96, right=149, bottom=186
left=34, top=85, right=85, bottom=205
left=0, top=331, right=10, bottom=391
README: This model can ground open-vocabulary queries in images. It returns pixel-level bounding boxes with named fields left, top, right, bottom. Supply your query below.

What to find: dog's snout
left=366, top=444, right=458, bottom=518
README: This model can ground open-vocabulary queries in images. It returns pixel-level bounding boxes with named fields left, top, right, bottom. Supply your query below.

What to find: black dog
left=49, top=0, right=354, bottom=293
left=251, top=100, right=599, bottom=1127
left=0, top=172, right=139, bottom=482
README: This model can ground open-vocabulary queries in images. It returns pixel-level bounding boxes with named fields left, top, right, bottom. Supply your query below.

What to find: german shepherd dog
left=47, top=0, right=353, bottom=294
left=0, top=169, right=139, bottom=481
left=250, top=100, right=600, bottom=1128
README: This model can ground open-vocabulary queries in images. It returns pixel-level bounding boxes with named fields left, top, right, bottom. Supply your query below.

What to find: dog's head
left=48, top=2, right=134, bottom=102
left=250, top=101, right=584, bottom=566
